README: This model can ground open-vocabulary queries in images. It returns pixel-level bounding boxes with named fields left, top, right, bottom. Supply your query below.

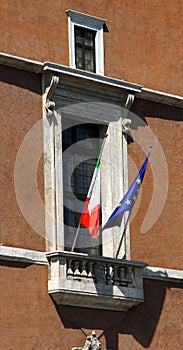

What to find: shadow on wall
left=131, top=99, right=183, bottom=122
left=0, top=64, right=42, bottom=94
left=52, top=279, right=183, bottom=349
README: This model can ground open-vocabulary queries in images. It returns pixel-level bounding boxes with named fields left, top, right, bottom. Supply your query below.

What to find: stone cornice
left=0, top=245, right=48, bottom=265
left=1, top=52, right=183, bottom=108
left=0, top=52, right=43, bottom=73
left=144, top=266, right=183, bottom=283
left=43, top=62, right=142, bottom=94
left=138, top=87, right=183, bottom=109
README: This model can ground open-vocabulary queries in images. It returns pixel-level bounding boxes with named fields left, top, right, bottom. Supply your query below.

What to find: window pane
left=75, top=47, right=83, bottom=69
left=85, top=49, right=95, bottom=72
left=75, top=28, right=83, bottom=44
left=62, top=128, right=73, bottom=150
left=73, top=159, right=96, bottom=197
left=84, top=31, right=94, bottom=47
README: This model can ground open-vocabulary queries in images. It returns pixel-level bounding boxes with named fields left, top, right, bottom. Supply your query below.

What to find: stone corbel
left=121, top=93, right=134, bottom=133
left=45, top=75, right=59, bottom=116
left=125, top=93, right=135, bottom=110
left=72, top=331, right=102, bottom=350
left=121, top=118, right=131, bottom=133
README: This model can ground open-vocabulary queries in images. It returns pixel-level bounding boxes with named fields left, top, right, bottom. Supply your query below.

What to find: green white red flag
left=80, top=145, right=103, bottom=238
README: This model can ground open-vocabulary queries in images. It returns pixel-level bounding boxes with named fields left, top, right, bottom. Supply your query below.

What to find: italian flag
left=80, top=148, right=102, bottom=238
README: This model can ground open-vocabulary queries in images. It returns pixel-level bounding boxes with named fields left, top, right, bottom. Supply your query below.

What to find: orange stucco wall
left=0, top=0, right=182, bottom=95
left=0, top=2, right=182, bottom=349
left=129, top=100, right=183, bottom=269
left=0, top=65, right=45, bottom=251
left=0, top=262, right=182, bottom=350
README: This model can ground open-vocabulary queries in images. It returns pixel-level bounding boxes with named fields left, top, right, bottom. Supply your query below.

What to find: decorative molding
left=45, top=75, right=59, bottom=116
left=72, top=331, right=101, bottom=350
left=125, top=93, right=135, bottom=110
left=43, top=62, right=142, bottom=93
left=66, top=10, right=106, bottom=29
left=121, top=118, right=131, bottom=133
left=121, top=93, right=134, bottom=133
left=144, top=266, right=183, bottom=283
left=46, top=251, right=146, bottom=311
left=0, top=246, right=48, bottom=265
left=139, top=87, right=183, bottom=109
left=0, top=245, right=182, bottom=284
left=0, top=52, right=183, bottom=108
left=0, top=52, right=43, bottom=73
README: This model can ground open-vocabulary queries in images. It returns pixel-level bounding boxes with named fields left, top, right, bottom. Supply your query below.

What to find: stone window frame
left=66, top=10, right=106, bottom=75
left=43, top=65, right=142, bottom=259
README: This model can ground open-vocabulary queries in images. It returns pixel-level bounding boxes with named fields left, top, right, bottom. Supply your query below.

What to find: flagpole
left=71, top=133, right=108, bottom=252
left=115, top=146, right=152, bottom=259
left=71, top=223, right=81, bottom=252
left=115, top=211, right=131, bottom=259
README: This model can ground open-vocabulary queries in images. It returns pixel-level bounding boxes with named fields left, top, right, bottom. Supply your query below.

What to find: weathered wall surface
left=0, top=0, right=182, bottom=95
left=129, top=100, right=183, bottom=269
left=0, top=65, right=45, bottom=251
left=0, top=2, right=182, bottom=349
left=0, top=262, right=182, bottom=350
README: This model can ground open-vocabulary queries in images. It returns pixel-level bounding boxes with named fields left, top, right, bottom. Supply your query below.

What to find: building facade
left=0, top=1, right=183, bottom=349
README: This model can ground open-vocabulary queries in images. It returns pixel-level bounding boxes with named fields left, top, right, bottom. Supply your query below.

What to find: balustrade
left=47, top=251, right=147, bottom=311
left=65, top=257, right=137, bottom=288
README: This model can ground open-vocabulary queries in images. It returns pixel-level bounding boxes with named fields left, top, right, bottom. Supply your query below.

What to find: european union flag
left=103, top=148, right=151, bottom=230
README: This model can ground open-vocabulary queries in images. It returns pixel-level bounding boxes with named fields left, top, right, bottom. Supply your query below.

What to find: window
left=75, top=27, right=96, bottom=72
left=62, top=121, right=105, bottom=255
left=66, top=10, right=106, bottom=75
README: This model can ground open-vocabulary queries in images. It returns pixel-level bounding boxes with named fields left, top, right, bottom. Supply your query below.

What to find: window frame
left=66, top=10, right=106, bottom=75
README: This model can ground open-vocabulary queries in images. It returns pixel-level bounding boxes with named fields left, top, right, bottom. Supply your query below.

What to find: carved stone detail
left=72, top=331, right=102, bottom=350
left=125, top=93, right=135, bottom=110
left=47, top=251, right=146, bottom=312
left=45, top=75, right=59, bottom=116
left=121, top=93, right=134, bottom=133
left=121, top=118, right=131, bottom=133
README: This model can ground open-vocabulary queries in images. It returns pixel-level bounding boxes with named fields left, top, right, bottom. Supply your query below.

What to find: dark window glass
left=62, top=123, right=102, bottom=255
left=75, top=26, right=96, bottom=73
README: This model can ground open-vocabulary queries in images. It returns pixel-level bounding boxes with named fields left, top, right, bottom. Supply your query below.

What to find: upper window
left=75, top=26, right=96, bottom=73
left=66, top=10, right=106, bottom=75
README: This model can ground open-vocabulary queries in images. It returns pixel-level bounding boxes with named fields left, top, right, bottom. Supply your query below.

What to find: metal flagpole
left=71, top=134, right=108, bottom=253
left=115, top=146, right=152, bottom=259
left=115, top=211, right=131, bottom=259
left=71, top=223, right=81, bottom=252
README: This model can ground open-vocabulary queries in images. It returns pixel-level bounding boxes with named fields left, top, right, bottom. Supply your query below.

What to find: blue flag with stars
left=103, top=148, right=151, bottom=230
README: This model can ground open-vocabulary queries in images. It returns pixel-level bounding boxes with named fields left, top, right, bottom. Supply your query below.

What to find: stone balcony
left=46, top=251, right=147, bottom=312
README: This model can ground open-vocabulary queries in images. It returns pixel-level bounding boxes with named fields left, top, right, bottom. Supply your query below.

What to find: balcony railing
left=46, top=251, right=147, bottom=311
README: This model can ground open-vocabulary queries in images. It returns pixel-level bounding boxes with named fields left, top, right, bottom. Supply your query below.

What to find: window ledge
left=46, top=251, right=147, bottom=312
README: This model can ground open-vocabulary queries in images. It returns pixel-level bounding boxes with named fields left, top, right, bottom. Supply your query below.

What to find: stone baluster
left=106, top=264, right=112, bottom=285
left=73, top=260, right=81, bottom=281
left=112, top=265, right=120, bottom=286
left=127, top=267, right=136, bottom=288
left=94, top=263, right=105, bottom=284
left=87, top=261, right=94, bottom=282
left=119, top=266, right=128, bottom=286
left=81, top=259, right=88, bottom=279
left=67, top=259, right=74, bottom=280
